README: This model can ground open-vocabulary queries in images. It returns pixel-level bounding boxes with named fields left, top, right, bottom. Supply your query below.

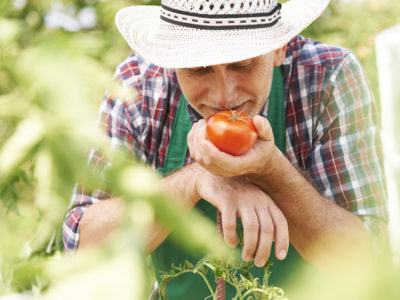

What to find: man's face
left=175, top=46, right=286, bottom=118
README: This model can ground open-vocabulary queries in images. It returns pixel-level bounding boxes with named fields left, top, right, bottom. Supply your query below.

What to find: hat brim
left=115, top=0, right=330, bottom=68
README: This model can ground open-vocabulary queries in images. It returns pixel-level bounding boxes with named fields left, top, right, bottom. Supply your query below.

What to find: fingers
left=252, top=115, right=274, bottom=142
left=188, top=121, right=238, bottom=176
left=253, top=208, right=274, bottom=267
left=241, top=201, right=288, bottom=267
left=195, top=173, right=287, bottom=267
left=220, top=206, right=239, bottom=248
left=187, top=120, right=205, bottom=161
left=199, top=141, right=239, bottom=175
left=269, top=204, right=289, bottom=260
left=240, top=209, right=259, bottom=262
left=187, top=119, right=256, bottom=177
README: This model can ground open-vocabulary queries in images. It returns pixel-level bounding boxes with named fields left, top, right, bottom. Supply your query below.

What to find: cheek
left=246, top=72, right=272, bottom=99
left=243, top=71, right=274, bottom=115
left=176, top=72, right=204, bottom=101
left=254, top=62, right=274, bottom=97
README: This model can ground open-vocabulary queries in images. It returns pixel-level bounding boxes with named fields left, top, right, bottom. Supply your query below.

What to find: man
left=63, top=0, right=388, bottom=298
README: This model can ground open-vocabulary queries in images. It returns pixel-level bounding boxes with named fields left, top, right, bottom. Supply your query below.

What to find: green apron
left=154, top=67, right=307, bottom=299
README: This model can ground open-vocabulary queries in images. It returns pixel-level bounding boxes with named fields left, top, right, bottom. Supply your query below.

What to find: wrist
left=258, top=145, right=283, bottom=177
left=191, top=163, right=207, bottom=205
left=246, top=146, right=286, bottom=184
left=159, top=163, right=205, bottom=209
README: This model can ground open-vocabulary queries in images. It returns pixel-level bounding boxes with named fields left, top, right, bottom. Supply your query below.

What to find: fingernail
left=278, top=249, right=286, bottom=260
left=229, top=241, right=237, bottom=248
left=242, top=255, right=251, bottom=262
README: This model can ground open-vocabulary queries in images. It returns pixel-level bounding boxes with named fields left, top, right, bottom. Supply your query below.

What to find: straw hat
left=115, top=0, right=330, bottom=68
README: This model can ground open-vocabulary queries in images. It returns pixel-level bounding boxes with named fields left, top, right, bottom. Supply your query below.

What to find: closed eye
left=230, top=59, right=254, bottom=71
left=187, top=66, right=210, bottom=75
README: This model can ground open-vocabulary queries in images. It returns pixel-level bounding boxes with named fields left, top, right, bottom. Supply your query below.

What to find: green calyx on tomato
left=205, top=110, right=258, bottom=156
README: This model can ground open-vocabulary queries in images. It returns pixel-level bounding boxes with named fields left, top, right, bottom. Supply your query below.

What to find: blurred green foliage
left=0, top=0, right=399, bottom=299
left=0, top=0, right=235, bottom=298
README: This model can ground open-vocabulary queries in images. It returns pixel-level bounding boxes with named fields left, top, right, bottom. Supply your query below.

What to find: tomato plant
left=205, top=110, right=258, bottom=156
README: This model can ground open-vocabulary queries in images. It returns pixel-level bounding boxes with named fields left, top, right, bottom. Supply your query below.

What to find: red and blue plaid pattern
left=63, top=35, right=387, bottom=253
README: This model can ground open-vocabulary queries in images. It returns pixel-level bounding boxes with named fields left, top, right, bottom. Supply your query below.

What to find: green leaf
left=184, top=259, right=193, bottom=269
left=11, top=259, right=47, bottom=292
left=239, top=274, right=253, bottom=290
left=203, top=260, right=218, bottom=272
left=215, top=267, right=226, bottom=280
left=0, top=182, right=20, bottom=214
left=243, top=269, right=253, bottom=281
left=193, top=257, right=208, bottom=276
left=0, top=115, right=45, bottom=178
left=193, top=257, right=206, bottom=274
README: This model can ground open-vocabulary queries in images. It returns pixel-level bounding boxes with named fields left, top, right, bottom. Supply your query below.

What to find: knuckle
left=217, top=192, right=230, bottom=203
left=223, top=221, right=236, bottom=232
left=272, top=209, right=288, bottom=227
left=187, top=130, right=195, bottom=142
left=261, top=222, right=274, bottom=234
left=243, top=220, right=259, bottom=231
left=189, top=152, right=196, bottom=161
left=196, top=156, right=205, bottom=165
left=216, top=198, right=230, bottom=211
left=276, top=218, right=288, bottom=229
left=202, top=158, right=211, bottom=167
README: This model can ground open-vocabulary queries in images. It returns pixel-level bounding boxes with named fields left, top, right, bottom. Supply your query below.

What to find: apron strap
left=157, top=93, right=192, bottom=176
left=159, top=65, right=286, bottom=176
left=154, top=67, right=306, bottom=299
left=268, top=66, right=286, bottom=154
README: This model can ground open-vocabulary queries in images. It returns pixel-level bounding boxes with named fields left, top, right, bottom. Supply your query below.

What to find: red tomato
left=205, top=110, right=258, bottom=156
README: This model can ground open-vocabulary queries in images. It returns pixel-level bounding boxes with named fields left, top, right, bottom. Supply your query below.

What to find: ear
left=273, top=44, right=287, bottom=66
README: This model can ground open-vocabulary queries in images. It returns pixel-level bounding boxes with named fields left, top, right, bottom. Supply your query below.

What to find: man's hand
left=195, top=172, right=289, bottom=267
left=188, top=115, right=278, bottom=178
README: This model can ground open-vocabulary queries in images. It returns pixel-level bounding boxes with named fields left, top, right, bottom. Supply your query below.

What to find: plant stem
left=167, top=269, right=216, bottom=298
left=196, top=271, right=216, bottom=298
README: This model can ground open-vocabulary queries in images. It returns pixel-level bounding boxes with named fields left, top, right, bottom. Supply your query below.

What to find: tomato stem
left=228, top=110, right=248, bottom=122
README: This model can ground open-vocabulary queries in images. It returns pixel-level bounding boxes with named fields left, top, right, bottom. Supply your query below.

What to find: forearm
left=247, top=148, right=373, bottom=269
left=78, top=198, right=124, bottom=250
left=144, top=162, right=205, bottom=253
left=78, top=163, right=205, bottom=252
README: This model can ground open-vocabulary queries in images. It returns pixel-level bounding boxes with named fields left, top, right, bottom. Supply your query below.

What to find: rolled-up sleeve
left=63, top=54, right=145, bottom=252
left=63, top=182, right=111, bottom=252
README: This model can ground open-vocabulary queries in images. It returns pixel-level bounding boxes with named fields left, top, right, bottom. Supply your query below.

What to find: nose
left=207, top=67, right=238, bottom=108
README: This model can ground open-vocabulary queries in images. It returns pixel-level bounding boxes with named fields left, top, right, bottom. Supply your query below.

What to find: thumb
left=253, top=115, right=274, bottom=142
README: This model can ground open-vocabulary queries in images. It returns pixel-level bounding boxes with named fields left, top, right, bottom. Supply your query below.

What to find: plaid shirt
left=63, top=35, right=388, bottom=253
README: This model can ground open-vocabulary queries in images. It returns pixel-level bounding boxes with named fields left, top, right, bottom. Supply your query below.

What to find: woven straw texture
left=115, top=0, right=330, bottom=68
